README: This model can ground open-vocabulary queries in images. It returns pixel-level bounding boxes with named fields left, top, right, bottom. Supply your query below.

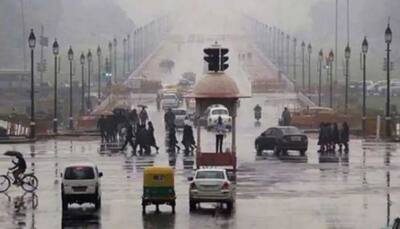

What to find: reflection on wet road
left=0, top=94, right=399, bottom=228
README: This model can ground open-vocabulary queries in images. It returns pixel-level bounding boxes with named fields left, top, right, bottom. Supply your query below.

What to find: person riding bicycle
left=9, top=155, right=27, bottom=185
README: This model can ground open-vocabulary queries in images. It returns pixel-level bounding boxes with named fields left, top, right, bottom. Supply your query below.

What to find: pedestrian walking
left=281, top=107, right=291, bottom=126
left=167, top=124, right=180, bottom=154
left=120, top=123, right=135, bottom=153
left=97, top=115, right=107, bottom=143
left=147, top=121, right=159, bottom=153
left=332, top=123, right=340, bottom=151
left=129, top=109, right=139, bottom=129
left=139, top=107, right=149, bottom=126
left=164, top=108, right=176, bottom=130
left=340, top=122, right=350, bottom=152
left=135, top=124, right=146, bottom=156
left=215, top=116, right=226, bottom=153
left=182, top=122, right=196, bottom=156
left=318, top=122, right=325, bottom=153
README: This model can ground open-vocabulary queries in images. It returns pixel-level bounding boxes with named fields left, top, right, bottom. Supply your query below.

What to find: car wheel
left=273, top=146, right=281, bottom=155
left=62, top=196, right=68, bottom=211
left=226, top=201, right=233, bottom=212
left=256, top=144, right=262, bottom=156
left=300, top=150, right=306, bottom=156
left=95, top=196, right=101, bottom=210
left=189, top=200, right=196, bottom=211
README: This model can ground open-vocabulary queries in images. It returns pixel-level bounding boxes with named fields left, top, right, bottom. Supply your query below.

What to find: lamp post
left=52, top=39, right=59, bottom=134
left=318, top=49, right=323, bottom=106
left=280, top=31, right=284, bottom=73
left=293, top=38, right=297, bottom=91
left=301, top=41, right=305, bottom=90
left=113, top=38, right=117, bottom=83
left=87, top=50, right=92, bottom=111
left=127, top=34, right=131, bottom=72
left=286, top=35, right=290, bottom=76
left=80, top=53, right=85, bottom=115
left=123, top=37, right=127, bottom=78
left=344, top=45, right=351, bottom=114
left=67, top=47, right=74, bottom=129
left=272, top=27, right=276, bottom=62
left=362, top=37, right=368, bottom=136
left=307, top=43, right=312, bottom=92
left=97, top=46, right=102, bottom=102
left=28, top=29, right=36, bottom=139
left=108, top=41, right=112, bottom=83
left=329, top=50, right=335, bottom=108
left=385, top=23, right=392, bottom=138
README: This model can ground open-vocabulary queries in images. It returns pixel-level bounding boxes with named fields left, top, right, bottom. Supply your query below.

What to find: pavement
left=0, top=94, right=399, bottom=229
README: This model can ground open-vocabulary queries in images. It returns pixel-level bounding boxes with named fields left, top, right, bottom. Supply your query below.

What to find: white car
left=61, top=163, right=103, bottom=211
left=162, top=93, right=180, bottom=110
left=189, top=169, right=234, bottom=211
left=206, top=105, right=232, bottom=130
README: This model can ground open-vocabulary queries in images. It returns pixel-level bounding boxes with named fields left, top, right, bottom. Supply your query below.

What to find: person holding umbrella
left=139, top=105, right=149, bottom=126
left=4, top=151, right=27, bottom=184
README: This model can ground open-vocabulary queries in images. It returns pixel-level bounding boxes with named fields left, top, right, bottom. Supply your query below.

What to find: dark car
left=255, top=126, right=308, bottom=156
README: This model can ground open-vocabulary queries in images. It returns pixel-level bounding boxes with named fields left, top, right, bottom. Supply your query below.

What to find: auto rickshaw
left=142, top=167, right=176, bottom=214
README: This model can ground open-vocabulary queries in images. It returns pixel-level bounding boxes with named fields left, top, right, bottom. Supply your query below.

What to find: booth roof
left=190, top=72, right=242, bottom=98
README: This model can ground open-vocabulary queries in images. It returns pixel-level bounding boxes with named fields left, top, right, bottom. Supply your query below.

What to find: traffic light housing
left=204, top=48, right=220, bottom=72
left=220, top=48, right=229, bottom=71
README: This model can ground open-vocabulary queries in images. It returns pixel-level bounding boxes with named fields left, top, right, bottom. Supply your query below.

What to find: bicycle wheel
left=21, top=174, right=38, bottom=192
left=0, top=175, right=11, bottom=192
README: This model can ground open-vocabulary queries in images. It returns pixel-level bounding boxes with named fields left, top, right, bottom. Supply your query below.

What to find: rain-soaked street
left=0, top=94, right=400, bottom=229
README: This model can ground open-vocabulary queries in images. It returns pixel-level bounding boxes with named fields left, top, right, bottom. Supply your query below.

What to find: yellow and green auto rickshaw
left=142, top=166, right=176, bottom=214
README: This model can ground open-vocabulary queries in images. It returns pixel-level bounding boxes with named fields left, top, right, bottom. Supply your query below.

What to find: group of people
left=318, top=122, right=350, bottom=153
left=164, top=108, right=196, bottom=156
left=97, top=107, right=149, bottom=144
left=120, top=120, right=159, bottom=156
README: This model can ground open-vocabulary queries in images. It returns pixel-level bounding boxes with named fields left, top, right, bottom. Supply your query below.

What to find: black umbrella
left=4, top=151, right=23, bottom=158
left=137, top=104, right=147, bottom=109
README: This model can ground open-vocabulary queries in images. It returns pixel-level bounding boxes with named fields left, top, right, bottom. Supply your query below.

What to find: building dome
left=192, top=72, right=240, bottom=98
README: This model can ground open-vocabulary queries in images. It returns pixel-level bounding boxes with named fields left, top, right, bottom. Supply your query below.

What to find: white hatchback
left=206, top=105, right=232, bottom=130
left=189, top=169, right=234, bottom=211
left=61, top=163, right=103, bottom=211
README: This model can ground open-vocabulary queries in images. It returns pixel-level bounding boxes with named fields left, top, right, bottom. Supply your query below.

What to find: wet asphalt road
left=0, top=94, right=400, bottom=229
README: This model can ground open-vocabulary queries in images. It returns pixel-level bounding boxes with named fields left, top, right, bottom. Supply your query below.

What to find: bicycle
left=0, top=171, right=38, bottom=193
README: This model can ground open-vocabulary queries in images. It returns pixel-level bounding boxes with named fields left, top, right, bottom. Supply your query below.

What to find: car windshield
left=163, top=95, right=176, bottom=100
left=64, top=166, right=95, bottom=180
left=211, top=109, right=228, bottom=115
left=196, top=171, right=225, bottom=179
left=173, top=110, right=186, bottom=115
left=280, top=127, right=302, bottom=135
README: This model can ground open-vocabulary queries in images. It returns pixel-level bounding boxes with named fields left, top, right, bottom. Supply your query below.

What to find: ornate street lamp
left=80, top=53, right=85, bottom=114
left=87, top=50, right=92, bottom=111
left=293, top=38, right=297, bottom=91
left=28, top=29, right=36, bottom=139
left=301, top=41, right=305, bottom=90
left=97, top=46, right=102, bottom=101
left=328, top=50, right=335, bottom=108
left=344, top=45, right=351, bottom=114
left=123, top=37, right=127, bottom=78
left=113, top=38, right=117, bottom=83
left=361, top=37, right=368, bottom=136
left=67, top=47, right=74, bottom=129
left=385, top=23, right=392, bottom=138
left=318, top=49, right=323, bottom=106
left=307, top=43, right=312, bottom=92
left=52, top=39, right=59, bottom=134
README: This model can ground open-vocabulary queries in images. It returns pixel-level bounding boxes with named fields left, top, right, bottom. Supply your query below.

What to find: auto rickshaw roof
left=144, top=166, right=174, bottom=175
left=190, top=72, right=245, bottom=99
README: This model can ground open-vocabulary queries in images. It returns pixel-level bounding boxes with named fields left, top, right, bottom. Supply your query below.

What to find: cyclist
left=9, top=154, right=27, bottom=185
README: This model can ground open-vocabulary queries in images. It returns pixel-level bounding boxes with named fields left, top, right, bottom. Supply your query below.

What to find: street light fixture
left=123, top=37, right=127, bottom=78
left=385, top=23, right=392, bottom=138
left=97, top=45, right=102, bottom=101
left=344, top=45, right=351, bottom=114
left=28, top=29, right=36, bottom=139
left=67, top=46, right=74, bottom=129
left=52, top=39, right=59, bottom=134
left=113, top=38, right=117, bottom=83
left=80, top=52, right=85, bottom=115
left=293, top=38, right=297, bottom=91
left=87, top=50, right=92, bottom=111
left=307, top=43, right=312, bottom=92
left=361, top=37, right=368, bottom=136
left=328, top=50, right=335, bottom=108
left=301, top=41, right=305, bottom=90
left=108, top=41, right=113, bottom=83
left=318, top=49, right=323, bottom=106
